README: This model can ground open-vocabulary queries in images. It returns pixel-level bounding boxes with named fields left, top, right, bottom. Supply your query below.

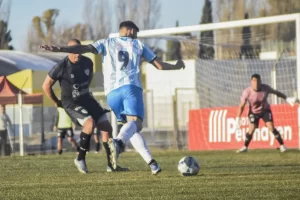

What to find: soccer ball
left=178, top=156, right=200, bottom=176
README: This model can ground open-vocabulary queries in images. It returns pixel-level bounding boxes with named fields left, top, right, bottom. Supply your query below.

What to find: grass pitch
left=0, top=149, right=299, bottom=200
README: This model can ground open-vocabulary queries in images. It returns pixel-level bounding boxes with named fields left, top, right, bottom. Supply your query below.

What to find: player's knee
left=97, top=120, right=112, bottom=134
left=265, top=121, right=274, bottom=130
left=67, top=137, right=72, bottom=143
left=101, top=131, right=110, bottom=142
left=126, top=116, right=143, bottom=132
left=135, top=120, right=143, bottom=132
left=248, top=128, right=255, bottom=135
left=267, top=125, right=274, bottom=133
left=83, top=117, right=94, bottom=134
left=106, top=123, right=113, bottom=133
left=269, top=128, right=275, bottom=133
left=272, top=128, right=280, bottom=136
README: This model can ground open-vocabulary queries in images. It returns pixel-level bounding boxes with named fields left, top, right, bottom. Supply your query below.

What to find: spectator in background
left=53, top=107, right=79, bottom=154
left=0, top=105, right=13, bottom=156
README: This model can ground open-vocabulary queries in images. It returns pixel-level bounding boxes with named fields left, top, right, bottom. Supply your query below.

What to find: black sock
left=273, top=129, right=284, bottom=145
left=58, top=149, right=62, bottom=154
left=87, top=134, right=92, bottom=152
left=244, top=133, right=253, bottom=147
left=103, top=142, right=111, bottom=167
left=96, top=142, right=100, bottom=152
left=78, top=132, right=91, bottom=160
left=116, top=139, right=125, bottom=153
left=148, top=159, right=157, bottom=165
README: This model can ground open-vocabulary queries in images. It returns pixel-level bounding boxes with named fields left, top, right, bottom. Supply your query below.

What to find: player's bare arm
left=42, top=75, right=61, bottom=107
left=270, top=89, right=287, bottom=99
left=237, top=99, right=247, bottom=118
left=151, top=59, right=185, bottom=70
left=40, top=44, right=98, bottom=54
left=270, top=88, right=298, bottom=106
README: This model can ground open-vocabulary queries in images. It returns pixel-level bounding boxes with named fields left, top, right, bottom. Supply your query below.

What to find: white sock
left=116, top=121, right=137, bottom=144
left=130, top=132, right=153, bottom=164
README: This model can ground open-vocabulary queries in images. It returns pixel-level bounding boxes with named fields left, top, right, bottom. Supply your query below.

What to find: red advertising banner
left=188, top=104, right=299, bottom=150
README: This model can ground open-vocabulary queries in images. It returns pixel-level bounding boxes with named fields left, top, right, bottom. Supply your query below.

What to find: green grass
left=0, top=149, right=300, bottom=200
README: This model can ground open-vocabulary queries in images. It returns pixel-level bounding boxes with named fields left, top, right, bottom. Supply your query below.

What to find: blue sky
left=8, top=0, right=204, bottom=50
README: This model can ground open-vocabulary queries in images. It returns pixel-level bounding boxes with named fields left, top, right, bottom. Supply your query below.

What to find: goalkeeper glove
left=286, top=97, right=298, bottom=107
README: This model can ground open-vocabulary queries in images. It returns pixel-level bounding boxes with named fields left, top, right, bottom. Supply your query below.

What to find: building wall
left=143, top=60, right=199, bottom=129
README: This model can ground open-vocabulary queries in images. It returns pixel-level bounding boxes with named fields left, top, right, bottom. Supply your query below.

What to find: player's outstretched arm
left=151, top=59, right=185, bottom=70
left=40, top=44, right=98, bottom=54
left=270, top=89, right=298, bottom=106
left=270, top=89, right=287, bottom=99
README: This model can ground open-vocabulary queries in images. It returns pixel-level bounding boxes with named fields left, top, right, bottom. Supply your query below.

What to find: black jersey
left=48, top=56, right=93, bottom=100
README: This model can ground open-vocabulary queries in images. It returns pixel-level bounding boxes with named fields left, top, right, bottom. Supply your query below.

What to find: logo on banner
left=208, top=109, right=292, bottom=146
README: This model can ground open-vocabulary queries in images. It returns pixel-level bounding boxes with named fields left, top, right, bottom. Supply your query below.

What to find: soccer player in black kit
left=42, top=39, right=113, bottom=173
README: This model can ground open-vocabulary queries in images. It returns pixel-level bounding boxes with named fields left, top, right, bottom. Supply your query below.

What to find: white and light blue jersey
left=92, top=37, right=157, bottom=95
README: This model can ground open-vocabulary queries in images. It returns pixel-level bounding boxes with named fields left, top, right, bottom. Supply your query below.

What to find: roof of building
left=0, top=50, right=56, bottom=70
left=34, top=52, right=67, bottom=63
left=0, top=76, right=43, bottom=105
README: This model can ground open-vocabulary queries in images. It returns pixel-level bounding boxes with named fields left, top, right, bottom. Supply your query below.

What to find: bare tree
left=267, top=0, right=300, bottom=41
left=26, top=9, right=59, bottom=52
left=26, top=25, right=41, bottom=52
left=115, top=0, right=134, bottom=24
left=83, top=0, right=112, bottom=40
left=27, top=8, right=89, bottom=52
left=0, top=0, right=10, bottom=22
left=0, top=0, right=13, bottom=49
left=139, top=0, right=161, bottom=30
left=115, top=0, right=161, bottom=30
left=31, top=9, right=60, bottom=44
left=214, top=0, right=267, bottom=22
left=115, top=0, right=140, bottom=27
left=55, top=23, right=88, bottom=45
left=114, top=0, right=161, bottom=51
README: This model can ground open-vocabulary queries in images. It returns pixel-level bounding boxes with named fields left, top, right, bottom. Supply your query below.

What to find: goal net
left=109, top=14, right=300, bottom=150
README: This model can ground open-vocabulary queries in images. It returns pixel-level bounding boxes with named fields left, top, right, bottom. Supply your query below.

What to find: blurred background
left=0, top=0, right=299, bottom=155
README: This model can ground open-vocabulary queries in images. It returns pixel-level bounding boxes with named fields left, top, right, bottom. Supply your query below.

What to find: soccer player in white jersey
left=40, top=21, right=185, bottom=175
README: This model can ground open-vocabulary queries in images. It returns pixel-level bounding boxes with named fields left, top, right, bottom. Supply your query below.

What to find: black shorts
left=57, top=128, right=74, bottom=138
left=248, top=109, right=273, bottom=126
left=62, top=95, right=107, bottom=126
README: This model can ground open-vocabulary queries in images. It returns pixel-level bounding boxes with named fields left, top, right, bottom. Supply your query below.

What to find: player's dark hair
left=119, top=21, right=139, bottom=32
left=68, top=38, right=81, bottom=45
left=251, top=74, right=261, bottom=80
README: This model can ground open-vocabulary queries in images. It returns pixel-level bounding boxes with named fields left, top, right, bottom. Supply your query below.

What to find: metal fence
left=4, top=56, right=297, bottom=156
